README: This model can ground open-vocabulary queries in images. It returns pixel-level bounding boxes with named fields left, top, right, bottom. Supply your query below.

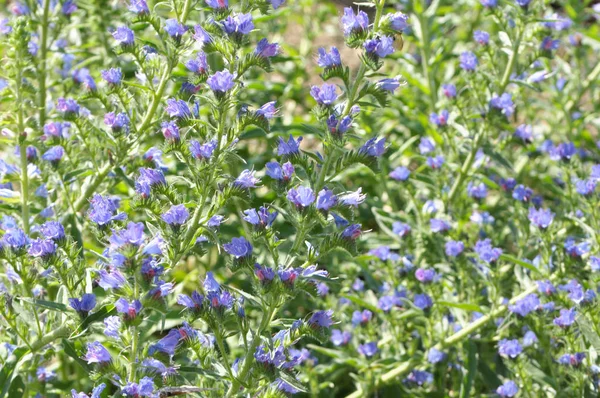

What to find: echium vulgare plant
left=0, top=0, right=412, bottom=396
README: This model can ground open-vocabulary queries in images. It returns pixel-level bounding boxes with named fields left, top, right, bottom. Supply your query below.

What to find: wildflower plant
left=0, top=0, right=599, bottom=397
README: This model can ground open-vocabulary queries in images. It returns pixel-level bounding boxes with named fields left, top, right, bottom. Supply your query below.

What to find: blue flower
left=254, top=264, right=275, bottom=283
left=71, top=384, right=106, bottom=398
left=186, top=52, right=209, bottom=74
left=84, top=342, right=112, bottom=364
left=317, top=47, right=341, bottom=68
left=128, top=0, right=148, bottom=14
left=188, top=140, right=216, bottom=160
left=256, top=101, right=277, bottom=119
left=177, top=291, right=204, bottom=310
left=496, top=381, right=518, bottom=397
left=351, top=309, right=372, bottom=326
left=115, top=298, right=143, bottom=320
left=364, top=36, right=395, bottom=58
left=98, top=268, right=127, bottom=290
left=266, top=161, right=294, bottom=181
left=88, top=194, right=126, bottom=225
left=429, top=110, right=449, bottom=127
left=43, top=121, right=71, bottom=139
left=541, top=36, right=560, bottom=51
left=508, top=294, right=540, bottom=316
left=277, top=135, right=302, bottom=156
left=122, top=376, right=155, bottom=397
left=442, top=84, right=456, bottom=98
left=103, top=316, right=121, bottom=339
left=515, top=0, right=531, bottom=7
left=101, top=68, right=122, bottom=85
left=445, top=240, right=464, bottom=257
left=222, top=13, right=254, bottom=35
left=104, top=112, right=130, bottom=132
left=490, top=93, right=515, bottom=117
left=359, top=137, right=386, bottom=157
left=310, top=83, right=338, bottom=105
left=223, top=237, right=253, bottom=258
left=40, top=221, right=65, bottom=241
left=149, top=329, right=180, bottom=356
left=161, top=204, right=190, bottom=226
left=389, top=12, right=409, bottom=32
left=109, top=222, right=145, bottom=248
left=161, top=121, right=180, bottom=141
left=557, top=352, right=585, bottom=367
left=135, top=168, right=166, bottom=197
left=358, top=342, right=378, bottom=357
left=426, top=155, right=445, bottom=169
left=553, top=308, right=576, bottom=328
left=28, top=238, right=56, bottom=258
left=243, top=207, right=277, bottom=228
left=316, top=188, right=337, bottom=211
left=42, top=146, right=65, bottom=162
left=166, top=99, right=192, bottom=119
left=415, top=268, right=436, bottom=283
left=206, top=0, right=227, bottom=9
left=393, top=221, right=411, bottom=237
left=498, top=339, right=522, bottom=359
left=528, top=207, right=554, bottom=229
left=287, top=186, right=315, bottom=209
left=430, top=218, right=451, bottom=233
left=474, top=239, right=502, bottom=263
left=234, top=169, right=260, bottom=188
left=389, top=166, right=410, bottom=181
left=331, top=329, right=351, bottom=346
left=405, top=370, right=433, bottom=386
left=1, top=228, right=29, bottom=249
left=308, top=310, right=334, bottom=328
left=467, top=182, right=487, bottom=199
left=427, top=348, right=446, bottom=364
left=341, top=7, right=369, bottom=36
left=207, top=70, right=235, bottom=93
left=192, top=25, right=212, bottom=44
left=473, top=30, right=490, bottom=45
left=68, top=294, right=96, bottom=316
left=165, top=19, right=187, bottom=38
left=413, top=293, right=433, bottom=310
left=113, top=26, right=135, bottom=46
left=340, top=188, right=366, bottom=207
left=459, top=51, right=478, bottom=71
left=255, top=38, right=280, bottom=58
left=377, top=77, right=401, bottom=93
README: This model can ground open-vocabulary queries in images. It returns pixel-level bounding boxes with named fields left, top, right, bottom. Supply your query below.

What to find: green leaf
left=278, top=371, right=308, bottom=393
left=500, top=254, right=541, bottom=275
left=340, top=293, right=382, bottom=314
left=437, top=301, right=482, bottom=312
left=17, top=297, right=68, bottom=312
left=62, top=338, right=91, bottom=371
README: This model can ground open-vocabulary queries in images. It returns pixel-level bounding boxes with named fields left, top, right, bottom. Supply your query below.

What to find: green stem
left=499, top=25, right=524, bottom=92
left=417, top=0, right=437, bottom=107
left=226, top=302, right=277, bottom=397
left=38, top=0, right=51, bottom=126
left=446, top=127, right=484, bottom=206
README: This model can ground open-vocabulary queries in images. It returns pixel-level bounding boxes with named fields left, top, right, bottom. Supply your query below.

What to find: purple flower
left=166, top=99, right=192, bottom=119
left=528, top=207, right=554, bottom=229
left=553, top=308, right=576, bottom=328
left=43, top=121, right=71, bottom=140
left=389, top=12, right=408, bottom=31
left=393, top=222, right=411, bottom=237
left=190, top=139, right=217, bottom=160
left=536, top=280, right=556, bottom=295
left=564, top=238, right=590, bottom=258
left=269, top=0, right=285, bottom=9
left=266, top=161, right=294, bottom=181
left=427, top=155, right=445, bottom=169
left=254, top=264, right=275, bottom=283
left=160, top=121, right=180, bottom=141
left=442, top=84, right=456, bottom=98
left=223, top=237, right=253, bottom=258
left=101, top=68, right=122, bottom=85
left=161, top=204, right=189, bottom=226
left=405, top=370, right=433, bottom=386
left=515, top=0, right=531, bottom=7
left=129, top=0, right=149, bottom=14
left=56, top=97, right=79, bottom=114
left=415, top=268, right=436, bottom=283
left=186, top=52, right=209, bottom=74
left=351, top=309, right=373, bottom=326
left=113, top=26, right=135, bottom=46
left=490, top=93, right=515, bottom=117
left=308, top=310, right=334, bottom=328
left=104, top=316, right=121, bottom=339
left=364, top=36, right=395, bottom=58
left=428, top=348, right=446, bottom=364
left=234, top=170, right=260, bottom=188
left=1, top=228, right=29, bottom=249
left=514, top=124, right=533, bottom=143
left=287, top=186, right=315, bottom=209
left=498, top=339, right=522, bottom=359
left=207, top=70, right=235, bottom=93
left=68, top=294, right=96, bottom=316
left=541, top=36, right=560, bottom=51
left=135, top=168, right=166, bottom=197
left=256, top=101, right=277, bottom=119
left=429, top=110, right=449, bottom=127
left=389, top=166, right=410, bottom=181
left=341, top=7, right=369, bottom=36
left=496, top=381, right=519, bottom=397
left=430, top=218, right=451, bottom=233
left=310, top=84, right=338, bottom=105
left=115, top=298, right=143, bottom=321
left=377, top=78, right=401, bottom=93
left=414, top=293, right=433, bottom=310
left=459, top=51, right=478, bottom=71
left=98, top=268, right=127, bottom=290
left=165, top=19, right=187, bottom=38
left=359, top=137, right=386, bottom=157
left=474, top=30, right=490, bottom=45
left=207, top=215, right=224, bottom=228
left=206, top=0, right=227, bottom=9
left=474, top=239, right=502, bottom=263
left=84, top=342, right=111, bottom=364
left=109, top=222, right=145, bottom=248
left=467, top=182, right=487, bottom=199
left=88, top=194, right=126, bottom=225
left=192, top=25, right=212, bottom=44
left=316, top=188, right=337, bottom=211
left=177, top=291, right=204, bottom=310
left=149, top=329, right=180, bottom=356
left=358, top=342, right=378, bottom=357
left=317, top=47, right=341, bottom=68
left=122, top=377, right=156, bottom=397
left=331, top=329, right=351, bottom=346
left=222, top=13, right=254, bottom=35
left=255, top=38, right=280, bottom=58
left=104, top=112, right=130, bottom=132
left=42, top=146, right=65, bottom=162
left=512, top=184, right=533, bottom=202
left=557, top=352, right=585, bottom=367
left=445, top=240, right=464, bottom=257
left=37, top=367, right=56, bottom=382
left=340, top=188, right=366, bottom=207
left=522, top=330, right=537, bottom=347
left=243, top=207, right=277, bottom=228
left=40, top=221, right=65, bottom=241
left=508, top=294, right=540, bottom=317
left=278, top=135, right=302, bottom=156
left=28, top=238, right=56, bottom=258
